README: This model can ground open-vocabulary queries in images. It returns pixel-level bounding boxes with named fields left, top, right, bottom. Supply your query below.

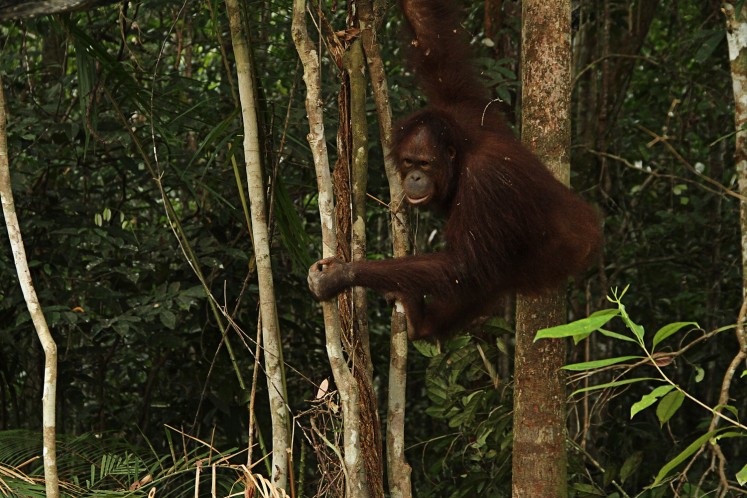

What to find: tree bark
left=513, top=0, right=571, bottom=497
left=725, top=2, right=747, bottom=296
left=292, top=2, right=369, bottom=496
left=225, top=0, right=290, bottom=489
left=333, top=34, right=384, bottom=498
left=357, top=1, right=413, bottom=495
left=0, top=76, right=60, bottom=498
left=347, top=38, right=385, bottom=498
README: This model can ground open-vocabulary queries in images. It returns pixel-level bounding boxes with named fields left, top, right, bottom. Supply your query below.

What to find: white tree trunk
left=225, top=0, right=290, bottom=489
left=0, top=76, right=59, bottom=498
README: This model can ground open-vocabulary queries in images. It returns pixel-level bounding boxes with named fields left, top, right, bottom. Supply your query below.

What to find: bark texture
left=513, top=0, right=572, bottom=496
left=292, top=2, right=369, bottom=496
left=226, top=0, right=290, bottom=489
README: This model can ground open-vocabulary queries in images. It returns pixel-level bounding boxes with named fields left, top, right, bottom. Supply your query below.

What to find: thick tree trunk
left=513, top=0, right=572, bottom=497
left=225, top=0, right=290, bottom=489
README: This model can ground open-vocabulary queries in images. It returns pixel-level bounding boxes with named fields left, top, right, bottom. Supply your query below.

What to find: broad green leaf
left=656, top=390, right=685, bottom=425
left=737, top=463, right=747, bottom=486
left=413, top=340, right=440, bottom=358
left=447, top=335, right=473, bottom=350
left=652, top=322, right=699, bottom=350
left=653, top=430, right=723, bottom=486
left=562, top=355, right=641, bottom=371
left=631, top=385, right=674, bottom=419
left=571, top=377, right=657, bottom=396
left=535, top=309, right=620, bottom=341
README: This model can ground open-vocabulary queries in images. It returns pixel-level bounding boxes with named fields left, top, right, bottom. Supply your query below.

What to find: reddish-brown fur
left=307, top=0, right=602, bottom=339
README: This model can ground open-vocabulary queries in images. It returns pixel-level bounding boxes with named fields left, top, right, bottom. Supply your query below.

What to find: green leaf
left=714, top=431, right=745, bottom=442
left=570, top=483, right=603, bottom=495
left=571, top=377, right=657, bottom=396
left=694, top=365, right=705, bottom=382
left=413, top=340, right=440, bottom=358
left=631, top=385, right=674, bottom=419
left=535, top=309, right=620, bottom=341
left=598, top=328, right=639, bottom=343
left=159, top=310, right=176, bottom=329
left=183, top=285, right=207, bottom=298
left=562, top=355, right=641, bottom=371
left=736, top=463, right=747, bottom=486
left=620, top=451, right=643, bottom=483
left=712, top=404, right=740, bottom=419
left=652, top=430, right=723, bottom=486
left=652, top=322, right=699, bottom=350
left=619, top=305, right=645, bottom=342
left=656, top=390, right=685, bottom=425
left=446, top=335, right=472, bottom=350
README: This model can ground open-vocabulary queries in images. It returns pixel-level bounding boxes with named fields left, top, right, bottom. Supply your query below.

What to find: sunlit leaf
left=562, top=355, right=641, bottom=371
left=535, top=309, right=620, bottom=341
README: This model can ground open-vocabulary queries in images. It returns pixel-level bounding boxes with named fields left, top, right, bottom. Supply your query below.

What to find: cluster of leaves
left=539, top=287, right=747, bottom=496
left=0, top=0, right=327, bottom=451
left=409, top=333, right=513, bottom=498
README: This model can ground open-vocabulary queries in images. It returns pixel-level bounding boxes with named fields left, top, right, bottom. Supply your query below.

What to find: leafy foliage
left=0, top=0, right=746, bottom=496
left=409, top=334, right=512, bottom=498
left=539, top=288, right=747, bottom=495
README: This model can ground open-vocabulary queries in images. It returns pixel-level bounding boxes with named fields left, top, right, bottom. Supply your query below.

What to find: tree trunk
left=357, top=1, right=413, bottom=495
left=513, top=0, right=571, bottom=496
left=334, top=35, right=384, bottom=498
left=725, top=2, right=747, bottom=296
left=292, top=2, right=369, bottom=496
left=225, top=0, right=290, bottom=489
left=0, top=76, right=60, bottom=498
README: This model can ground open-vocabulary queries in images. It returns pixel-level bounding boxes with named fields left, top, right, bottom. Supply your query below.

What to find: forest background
left=0, top=0, right=745, bottom=497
